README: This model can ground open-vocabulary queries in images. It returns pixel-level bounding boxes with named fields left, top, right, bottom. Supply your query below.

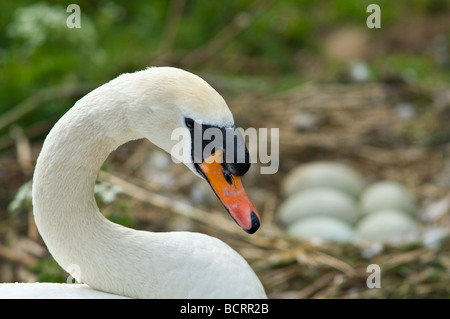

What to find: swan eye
left=185, top=118, right=195, bottom=129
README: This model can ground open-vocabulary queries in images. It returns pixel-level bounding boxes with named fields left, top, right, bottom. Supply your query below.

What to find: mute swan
left=0, top=67, right=266, bottom=299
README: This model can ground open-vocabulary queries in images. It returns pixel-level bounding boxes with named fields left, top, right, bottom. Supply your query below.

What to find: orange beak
left=198, top=150, right=261, bottom=234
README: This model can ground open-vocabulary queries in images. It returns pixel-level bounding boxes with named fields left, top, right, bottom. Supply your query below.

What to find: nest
left=1, top=80, right=449, bottom=298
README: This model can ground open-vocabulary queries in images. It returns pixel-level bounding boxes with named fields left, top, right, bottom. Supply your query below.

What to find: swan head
left=122, top=67, right=260, bottom=234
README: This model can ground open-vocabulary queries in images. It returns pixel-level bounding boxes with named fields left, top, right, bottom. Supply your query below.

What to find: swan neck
left=32, top=99, right=140, bottom=282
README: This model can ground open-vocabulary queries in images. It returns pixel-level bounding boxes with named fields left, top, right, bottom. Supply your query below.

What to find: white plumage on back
left=0, top=283, right=128, bottom=299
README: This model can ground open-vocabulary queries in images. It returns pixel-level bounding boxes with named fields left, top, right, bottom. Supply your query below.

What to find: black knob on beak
left=223, top=149, right=250, bottom=176
left=222, top=127, right=250, bottom=176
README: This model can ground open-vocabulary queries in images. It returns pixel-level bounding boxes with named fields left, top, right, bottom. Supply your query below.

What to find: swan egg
left=278, top=188, right=360, bottom=225
left=282, top=162, right=364, bottom=198
left=359, top=181, right=416, bottom=216
left=353, top=209, right=420, bottom=243
left=287, top=216, right=354, bottom=243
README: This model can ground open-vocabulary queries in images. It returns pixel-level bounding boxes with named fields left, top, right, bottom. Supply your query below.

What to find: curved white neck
left=31, top=79, right=266, bottom=298
left=32, top=96, right=145, bottom=295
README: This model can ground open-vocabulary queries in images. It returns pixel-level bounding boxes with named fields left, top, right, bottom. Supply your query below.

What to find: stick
left=295, top=271, right=337, bottom=299
left=0, top=244, right=37, bottom=267
left=0, top=83, right=94, bottom=132
left=158, top=0, right=186, bottom=53
left=10, top=126, right=32, bottom=171
left=179, top=0, right=275, bottom=68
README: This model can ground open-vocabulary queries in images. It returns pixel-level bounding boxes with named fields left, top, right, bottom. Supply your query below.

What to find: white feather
left=1, top=67, right=266, bottom=299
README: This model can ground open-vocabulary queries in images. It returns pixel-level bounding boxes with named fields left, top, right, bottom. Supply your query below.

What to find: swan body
left=1, top=67, right=266, bottom=299
left=0, top=283, right=128, bottom=299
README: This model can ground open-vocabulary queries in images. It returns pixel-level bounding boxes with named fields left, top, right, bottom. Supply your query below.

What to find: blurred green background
left=1, top=0, right=449, bottom=127
left=1, top=0, right=450, bottom=298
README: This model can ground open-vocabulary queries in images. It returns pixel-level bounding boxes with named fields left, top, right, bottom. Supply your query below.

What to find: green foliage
left=1, top=1, right=449, bottom=134
left=29, top=257, right=67, bottom=283
left=106, top=209, right=136, bottom=229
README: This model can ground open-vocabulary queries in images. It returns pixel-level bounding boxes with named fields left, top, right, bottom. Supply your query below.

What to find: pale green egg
left=282, top=162, right=364, bottom=198
left=354, top=209, right=419, bottom=243
left=359, top=181, right=416, bottom=216
left=287, top=216, right=354, bottom=243
left=278, top=188, right=360, bottom=225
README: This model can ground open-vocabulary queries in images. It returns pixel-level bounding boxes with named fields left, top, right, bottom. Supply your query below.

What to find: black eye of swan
left=185, top=118, right=195, bottom=129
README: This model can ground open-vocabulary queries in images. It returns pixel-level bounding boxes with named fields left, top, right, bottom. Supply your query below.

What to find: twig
left=179, top=0, right=274, bottom=68
left=0, top=83, right=94, bottom=132
left=0, top=118, right=55, bottom=152
left=121, top=140, right=152, bottom=174
left=262, top=191, right=277, bottom=227
left=295, top=271, right=338, bottom=299
left=158, top=0, right=186, bottom=54
left=0, top=244, right=37, bottom=267
left=28, top=208, right=40, bottom=241
left=311, top=251, right=355, bottom=276
left=10, top=126, right=32, bottom=172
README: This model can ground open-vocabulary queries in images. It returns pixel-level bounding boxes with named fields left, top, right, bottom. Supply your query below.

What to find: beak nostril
left=222, top=164, right=233, bottom=185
